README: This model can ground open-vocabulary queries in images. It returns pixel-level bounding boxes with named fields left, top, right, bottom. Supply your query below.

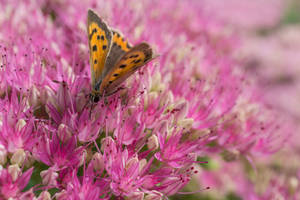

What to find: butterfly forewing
left=87, top=10, right=112, bottom=89
left=99, top=43, right=153, bottom=95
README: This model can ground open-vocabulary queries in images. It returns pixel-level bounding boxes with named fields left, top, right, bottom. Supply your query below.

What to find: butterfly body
left=87, top=9, right=155, bottom=101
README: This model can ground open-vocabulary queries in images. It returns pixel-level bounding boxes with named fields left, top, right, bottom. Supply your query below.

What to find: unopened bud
left=178, top=118, right=194, bottom=129
left=37, top=191, right=51, bottom=200
left=147, top=135, right=159, bottom=150
left=289, top=177, right=299, bottom=194
left=40, top=168, right=58, bottom=186
left=92, top=152, right=104, bottom=172
left=8, top=164, right=21, bottom=182
left=56, top=190, right=68, bottom=200
left=128, top=191, right=144, bottom=200
left=0, top=144, right=7, bottom=165
left=24, top=151, right=35, bottom=168
left=16, top=119, right=26, bottom=131
left=79, top=149, right=87, bottom=166
left=11, top=149, right=26, bottom=166
left=58, top=124, right=72, bottom=142
left=139, top=159, right=147, bottom=172
left=173, top=101, right=188, bottom=121
left=145, top=192, right=163, bottom=200
left=126, top=157, right=138, bottom=170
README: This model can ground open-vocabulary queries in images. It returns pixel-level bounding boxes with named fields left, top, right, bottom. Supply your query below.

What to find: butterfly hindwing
left=87, top=9, right=112, bottom=89
left=99, top=42, right=153, bottom=95
left=104, top=30, right=132, bottom=77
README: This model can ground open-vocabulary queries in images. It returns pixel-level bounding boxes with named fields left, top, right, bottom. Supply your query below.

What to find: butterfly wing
left=87, top=9, right=112, bottom=90
left=103, top=30, right=132, bottom=77
left=99, top=42, right=154, bottom=95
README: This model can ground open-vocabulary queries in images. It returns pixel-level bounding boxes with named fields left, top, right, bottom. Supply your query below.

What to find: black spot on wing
left=113, top=74, right=119, bottom=77
left=129, top=54, right=139, bottom=58
left=103, top=45, right=107, bottom=50
left=92, top=45, right=97, bottom=51
left=119, top=64, right=126, bottom=68
left=132, top=59, right=141, bottom=64
left=94, top=59, right=97, bottom=64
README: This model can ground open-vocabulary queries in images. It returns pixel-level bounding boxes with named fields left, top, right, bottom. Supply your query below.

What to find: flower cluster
left=0, top=0, right=295, bottom=199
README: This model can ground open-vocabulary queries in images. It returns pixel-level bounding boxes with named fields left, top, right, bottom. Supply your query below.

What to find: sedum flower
left=0, top=0, right=294, bottom=199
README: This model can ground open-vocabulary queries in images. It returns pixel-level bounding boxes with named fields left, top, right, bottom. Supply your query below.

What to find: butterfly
left=87, top=9, right=155, bottom=102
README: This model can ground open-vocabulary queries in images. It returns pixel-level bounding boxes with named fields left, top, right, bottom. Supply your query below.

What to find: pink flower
left=0, top=89, right=37, bottom=153
left=0, top=167, right=33, bottom=199
left=0, top=0, right=294, bottom=199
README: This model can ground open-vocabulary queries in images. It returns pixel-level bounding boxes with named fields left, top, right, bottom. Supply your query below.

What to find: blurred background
left=174, top=0, right=300, bottom=199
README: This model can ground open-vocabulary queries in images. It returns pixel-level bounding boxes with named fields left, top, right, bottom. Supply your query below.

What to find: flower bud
left=19, top=189, right=35, bottom=200
left=29, top=86, right=40, bottom=107
left=145, top=192, right=163, bottom=200
left=0, top=144, right=7, bottom=165
left=147, top=135, right=159, bottom=150
left=144, top=92, right=158, bottom=109
left=8, top=164, right=21, bottom=181
left=11, top=149, right=26, bottom=166
left=40, top=168, right=58, bottom=186
left=24, top=151, right=35, bottom=168
left=58, top=124, right=72, bottom=142
left=178, top=118, right=194, bottom=129
left=173, top=101, right=188, bottom=121
left=37, top=191, right=51, bottom=200
left=128, top=191, right=144, bottom=200
left=126, top=157, right=139, bottom=170
left=139, top=159, right=147, bottom=172
left=16, top=119, right=26, bottom=131
left=92, top=152, right=104, bottom=172
left=56, top=190, right=68, bottom=200
left=79, top=149, right=87, bottom=166
left=289, top=177, right=299, bottom=194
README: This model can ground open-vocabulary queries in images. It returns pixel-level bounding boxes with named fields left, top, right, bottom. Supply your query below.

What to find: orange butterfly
left=87, top=9, right=155, bottom=102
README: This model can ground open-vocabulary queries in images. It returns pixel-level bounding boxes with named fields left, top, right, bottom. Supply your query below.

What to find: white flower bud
left=289, top=177, right=299, bottom=194
left=11, top=149, right=26, bottom=166
left=16, top=119, right=26, bottom=131
left=139, top=159, right=147, bottom=172
left=58, top=124, right=72, bottom=142
left=8, top=164, right=21, bottom=182
left=40, top=168, right=58, bottom=186
left=126, top=157, right=139, bottom=170
left=56, top=190, right=68, bottom=200
left=24, top=151, right=35, bottom=168
left=37, top=191, right=51, bottom=200
left=0, top=144, right=7, bottom=165
left=173, top=101, right=188, bottom=121
left=79, top=149, right=87, bottom=167
left=145, top=192, right=163, bottom=200
left=92, top=152, right=104, bottom=172
left=144, top=91, right=158, bottom=109
left=178, top=118, right=194, bottom=129
left=127, top=191, right=144, bottom=200
left=147, top=135, right=159, bottom=150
